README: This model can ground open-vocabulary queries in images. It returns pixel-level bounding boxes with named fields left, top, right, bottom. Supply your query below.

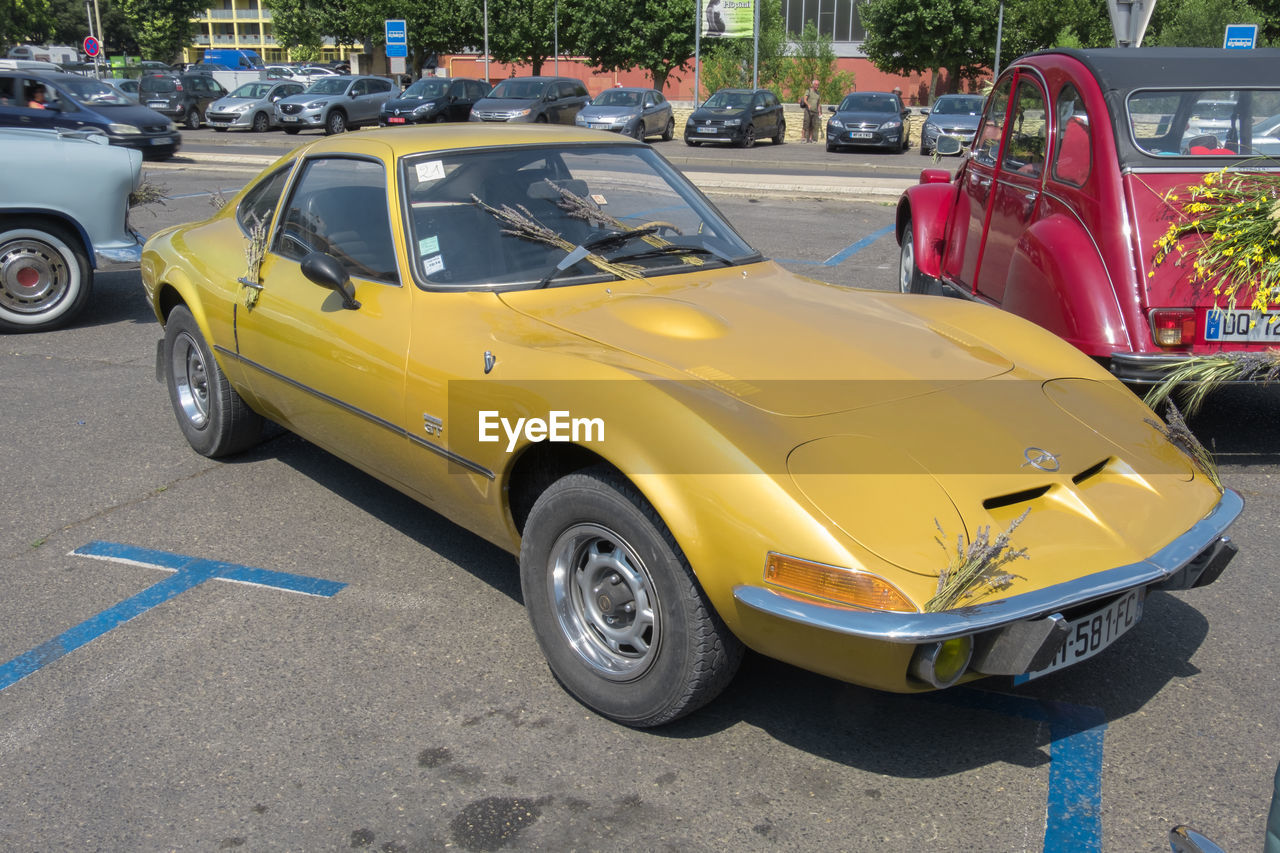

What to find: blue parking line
left=936, top=689, right=1107, bottom=852
left=0, top=541, right=345, bottom=692
left=775, top=223, right=895, bottom=266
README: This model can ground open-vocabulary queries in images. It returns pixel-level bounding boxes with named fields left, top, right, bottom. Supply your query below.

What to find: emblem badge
left=1022, top=447, right=1061, bottom=472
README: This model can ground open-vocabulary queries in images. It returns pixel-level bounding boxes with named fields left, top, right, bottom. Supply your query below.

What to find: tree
left=119, top=0, right=205, bottom=62
left=400, top=0, right=483, bottom=78
left=1149, top=0, right=1267, bottom=45
left=1, top=0, right=52, bottom=48
left=486, top=0, right=558, bottom=75
left=264, top=0, right=325, bottom=61
left=780, top=22, right=854, bottom=104
left=563, top=0, right=695, bottom=92
left=859, top=0, right=998, bottom=103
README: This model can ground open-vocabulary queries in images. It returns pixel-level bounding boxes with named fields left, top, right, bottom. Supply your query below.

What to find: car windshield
left=401, top=144, right=758, bottom=289
left=703, top=91, right=750, bottom=109
left=593, top=90, right=642, bottom=107
left=1128, top=88, right=1280, bottom=156
left=231, top=81, right=273, bottom=99
left=61, top=76, right=131, bottom=104
left=487, top=79, right=548, bottom=100
left=401, top=79, right=448, bottom=99
left=931, top=96, right=983, bottom=115
left=306, top=77, right=348, bottom=95
left=839, top=94, right=897, bottom=113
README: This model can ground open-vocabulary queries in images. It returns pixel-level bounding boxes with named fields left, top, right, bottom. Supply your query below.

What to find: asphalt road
left=0, top=149, right=1276, bottom=853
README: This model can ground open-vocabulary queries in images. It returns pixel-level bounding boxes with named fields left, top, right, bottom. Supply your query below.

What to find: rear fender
left=1001, top=213, right=1128, bottom=357
left=897, top=182, right=955, bottom=279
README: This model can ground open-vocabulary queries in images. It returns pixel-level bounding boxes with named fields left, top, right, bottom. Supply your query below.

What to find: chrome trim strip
left=217, top=345, right=495, bottom=480
left=93, top=230, right=143, bottom=270
left=733, top=489, right=1243, bottom=643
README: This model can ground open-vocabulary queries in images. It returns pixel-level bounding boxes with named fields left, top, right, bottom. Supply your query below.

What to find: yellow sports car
left=140, top=126, right=1241, bottom=726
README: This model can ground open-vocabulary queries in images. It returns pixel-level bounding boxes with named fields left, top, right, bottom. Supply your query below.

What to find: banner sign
left=701, top=0, right=755, bottom=38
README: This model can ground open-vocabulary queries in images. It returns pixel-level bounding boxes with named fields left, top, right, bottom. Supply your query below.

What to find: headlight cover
left=828, top=118, right=843, bottom=129
left=108, top=122, right=141, bottom=135
left=880, top=119, right=903, bottom=130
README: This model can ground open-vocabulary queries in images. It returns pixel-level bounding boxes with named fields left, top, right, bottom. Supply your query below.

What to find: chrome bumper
left=733, top=489, right=1243, bottom=648
left=94, top=229, right=144, bottom=271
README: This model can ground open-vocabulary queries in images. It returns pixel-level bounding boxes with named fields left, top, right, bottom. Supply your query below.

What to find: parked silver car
left=574, top=86, right=674, bottom=141
left=274, top=75, right=395, bottom=135
left=206, top=79, right=305, bottom=132
left=469, top=76, right=590, bottom=124
left=918, top=93, right=984, bottom=155
left=0, top=127, right=143, bottom=331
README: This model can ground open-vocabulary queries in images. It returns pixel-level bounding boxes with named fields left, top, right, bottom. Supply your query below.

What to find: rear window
left=1128, top=88, right=1280, bottom=156
left=140, top=76, right=177, bottom=94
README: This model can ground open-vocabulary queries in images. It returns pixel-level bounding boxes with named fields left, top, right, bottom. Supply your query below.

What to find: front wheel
left=162, top=305, right=263, bottom=457
left=738, top=124, right=756, bottom=148
left=899, top=219, right=933, bottom=294
left=324, top=110, right=346, bottom=135
left=0, top=223, right=92, bottom=332
left=184, top=108, right=201, bottom=130
left=662, top=117, right=674, bottom=141
left=251, top=111, right=270, bottom=133
left=520, top=467, right=743, bottom=727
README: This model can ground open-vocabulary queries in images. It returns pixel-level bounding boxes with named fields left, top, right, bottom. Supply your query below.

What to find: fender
left=0, top=208, right=94, bottom=268
left=897, top=181, right=956, bottom=280
left=1001, top=213, right=1128, bottom=357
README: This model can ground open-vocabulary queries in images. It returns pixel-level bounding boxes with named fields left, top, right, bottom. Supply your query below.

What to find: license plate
left=697, top=126, right=717, bottom=133
left=1015, top=588, right=1144, bottom=682
left=147, top=101, right=167, bottom=109
left=150, top=138, right=169, bottom=145
left=282, top=116, right=299, bottom=122
left=589, top=123, right=610, bottom=130
left=387, top=116, right=406, bottom=124
left=848, top=131, right=874, bottom=139
left=1203, top=308, right=1280, bottom=342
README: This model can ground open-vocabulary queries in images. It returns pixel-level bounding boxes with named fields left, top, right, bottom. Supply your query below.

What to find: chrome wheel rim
left=549, top=523, right=659, bottom=681
left=171, top=330, right=210, bottom=429
left=899, top=228, right=914, bottom=293
left=0, top=238, right=70, bottom=315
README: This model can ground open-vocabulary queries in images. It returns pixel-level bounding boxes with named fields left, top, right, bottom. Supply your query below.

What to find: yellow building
left=185, top=1, right=357, bottom=65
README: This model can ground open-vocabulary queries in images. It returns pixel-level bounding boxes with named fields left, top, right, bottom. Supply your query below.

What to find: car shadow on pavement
left=75, top=270, right=157, bottom=328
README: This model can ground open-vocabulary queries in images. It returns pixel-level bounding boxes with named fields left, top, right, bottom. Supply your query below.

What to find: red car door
left=974, top=74, right=1050, bottom=305
left=941, top=77, right=1012, bottom=291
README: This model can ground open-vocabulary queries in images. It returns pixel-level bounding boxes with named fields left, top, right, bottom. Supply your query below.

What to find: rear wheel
left=773, top=119, right=785, bottom=144
left=519, top=467, right=743, bottom=727
left=0, top=222, right=92, bottom=332
left=162, top=305, right=263, bottom=457
left=662, top=117, right=674, bottom=141
left=251, top=111, right=269, bottom=133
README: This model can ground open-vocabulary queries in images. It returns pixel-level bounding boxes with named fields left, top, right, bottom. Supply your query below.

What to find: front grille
left=280, top=103, right=302, bottom=115
left=140, top=124, right=168, bottom=133
left=206, top=113, right=235, bottom=122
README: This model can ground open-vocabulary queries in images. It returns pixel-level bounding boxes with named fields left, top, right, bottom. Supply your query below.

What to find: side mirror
left=936, top=136, right=963, bottom=156
left=300, top=251, right=360, bottom=309
left=1169, top=826, right=1226, bottom=853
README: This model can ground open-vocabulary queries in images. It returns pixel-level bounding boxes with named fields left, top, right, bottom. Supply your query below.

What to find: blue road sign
left=385, top=19, right=407, bottom=58
left=1224, top=23, right=1258, bottom=49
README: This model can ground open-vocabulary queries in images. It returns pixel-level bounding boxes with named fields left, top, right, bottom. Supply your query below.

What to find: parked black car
left=825, top=91, right=909, bottom=153
left=575, top=86, right=674, bottom=141
left=0, top=70, right=180, bottom=159
left=684, top=88, right=785, bottom=148
left=469, top=76, right=590, bottom=124
left=379, top=76, right=489, bottom=126
left=138, top=71, right=228, bottom=129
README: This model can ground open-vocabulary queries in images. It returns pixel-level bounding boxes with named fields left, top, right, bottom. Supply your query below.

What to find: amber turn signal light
left=764, top=552, right=917, bottom=612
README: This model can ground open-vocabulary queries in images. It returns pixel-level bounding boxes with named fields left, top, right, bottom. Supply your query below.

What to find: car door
left=941, top=76, right=1013, bottom=293
left=973, top=74, right=1049, bottom=305
left=235, top=154, right=413, bottom=482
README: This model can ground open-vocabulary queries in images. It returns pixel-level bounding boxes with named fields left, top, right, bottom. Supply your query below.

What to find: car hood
left=89, top=103, right=173, bottom=126
left=211, top=97, right=257, bottom=108
left=833, top=109, right=899, bottom=123
left=474, top=97, right=543, bottom=111
left=579, top=105, right=640, bottom=119
left=280, top=93, right=342, bottom=105
left=499, top=261, right=1013, bottom=417
left=689, top=107, right=749, bottom=121
left=383, top=97, right=439, bottom=111
left=925, top=115, right=980, bottom=129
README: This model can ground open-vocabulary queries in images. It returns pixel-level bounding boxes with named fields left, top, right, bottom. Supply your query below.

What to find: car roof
left=1021, top=47, right=1280, bottom=92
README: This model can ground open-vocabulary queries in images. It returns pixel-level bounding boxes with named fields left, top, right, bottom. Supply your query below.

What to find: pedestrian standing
left=801, top=79, right=821, bottom=143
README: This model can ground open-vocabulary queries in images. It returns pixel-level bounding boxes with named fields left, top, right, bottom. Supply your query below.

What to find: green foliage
left=264, top=0, right=325, bottom=59
left=695, top=0, right=787, bottom=98
left=780, top=22, right=854, bottom=103
left=119, top=0, right=204, bottom=62
left=562, top=0, right=695, bottom=92
left=859, top=0, right=997, bottom=100
left=1147, top=0, right=1267, bottom=46
left=485, top=0, right=559, bottom=75
left=1, top=0, right=52, bottom=47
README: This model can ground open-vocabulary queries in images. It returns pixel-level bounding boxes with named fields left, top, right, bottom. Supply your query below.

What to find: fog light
left=1150, top=309, right=1195, bottom=347
left=910, top=636, right=974, bottom=688
left=764, top=552, right=916, bottom=612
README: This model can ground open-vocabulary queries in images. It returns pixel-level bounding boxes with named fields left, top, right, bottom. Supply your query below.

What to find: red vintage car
left=897, top=48, right=1280, bottom=381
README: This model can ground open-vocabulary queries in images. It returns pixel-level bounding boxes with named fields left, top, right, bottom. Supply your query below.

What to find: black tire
left=772, top=119, right=785, bottom=144
left=283, top=126, right=301, bottom=135
left=251, top=111, right=270, bottom=133
left=184, top=107, right=201, bottom=130
left=324, top=110, right=346, bottom=135
left=162, top=305, right=263, bottom=457
left=662, top=117, right=674, bottom=141
left=0, top=221, right=93, bottom=332
left=433, top=114, right=447, bottom=123
left=899, top=219, right=932, bottom=294
left=630, top=122, right=646, bottom=141
left=535, top=114, right=549, bottom=123
left=738, top=123, right=756, bottom=148
left=519, top=467, right=743, bottom=727
left=920, top=143, right=930, bottom=155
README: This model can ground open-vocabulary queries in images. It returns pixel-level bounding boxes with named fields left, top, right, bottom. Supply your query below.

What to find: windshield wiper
left=607, top=243, right=739, bottom=265
left=533, top=226, right=660, bottom=289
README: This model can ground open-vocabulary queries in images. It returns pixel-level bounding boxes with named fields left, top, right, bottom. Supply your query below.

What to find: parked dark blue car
left=825, top=91, right=909, bottom=153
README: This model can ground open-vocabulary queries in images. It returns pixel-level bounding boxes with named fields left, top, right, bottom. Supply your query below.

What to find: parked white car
left=0, top=127, right=143, bottom=331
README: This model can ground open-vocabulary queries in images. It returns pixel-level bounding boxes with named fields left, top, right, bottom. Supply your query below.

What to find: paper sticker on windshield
left=415, top=160, right=445, bottom=183
left=418, top=235, right=439, bottom=256
left=591, top=194, right=608, bottom=206
left=423, top=254, right=445, bottom=275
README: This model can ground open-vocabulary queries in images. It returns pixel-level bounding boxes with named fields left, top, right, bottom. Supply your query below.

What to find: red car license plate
left=388, top=116, right=406, bottom=124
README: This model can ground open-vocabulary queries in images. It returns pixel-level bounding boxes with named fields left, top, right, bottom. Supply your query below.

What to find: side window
left=973, top=77, right=1012, bottom=166
left=351, top=80, right=369, bottom=96
left=559, top=82, right=577, bottom=100
left=654, top=92, right=665, bottom=105
left=1052, top=84, right=1092, bottom=187
left=466, top=81, right=484, bottom=100
left=373, top=79, right=392, bottom=93
left=0, top=76, right=16, bottom=105
left=448, top=81, right=463, bottom=98
left=573, top=82, right=587, bottom=98
left=238, top=163, right=293, bottom=234
left=1002, top=79, right=1047, bottom=177
left=274, top=157, right=398, bottom=284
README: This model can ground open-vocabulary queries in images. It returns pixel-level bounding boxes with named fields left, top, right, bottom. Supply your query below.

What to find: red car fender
left=896, top=182, right=955, bottom=280
left=1001, top=213, right=1129, bottom=357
